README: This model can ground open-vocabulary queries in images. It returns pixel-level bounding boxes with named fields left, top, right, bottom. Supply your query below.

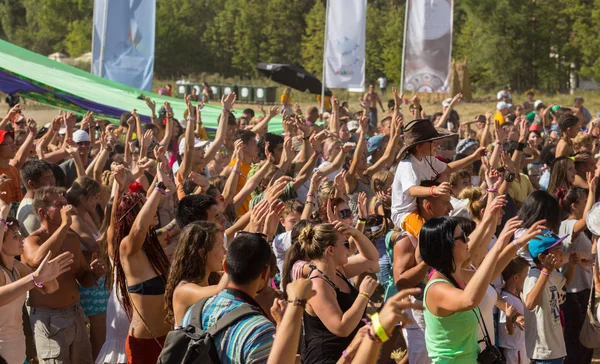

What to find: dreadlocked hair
left=164, top=221, right=221, bottom=325
left=113, top=192, right=169, bottom=319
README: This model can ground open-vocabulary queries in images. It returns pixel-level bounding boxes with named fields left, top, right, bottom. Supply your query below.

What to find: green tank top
left=423, top=278, right=480, bottom=363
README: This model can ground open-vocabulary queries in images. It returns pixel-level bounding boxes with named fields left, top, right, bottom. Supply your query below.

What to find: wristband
left=357, top=220, right=366, bottom=225
left=154, top=186, right=168, bottom=196
left=232, top=170, right=247, bottom=179
left=486, top=188, right=498, bottom=193
left=307, top=193, right=316, bottom=199
left=222, top=108, right=231, bottom=113
left=370, top=312, right=390, bottom=343
left=569, top=156, right=576, bottom=161
left=165, top=112, right=173, bottom=118
left=358, top=293, right=370, bottom=302
left=287, top=298, right=307, bottom=307
left=428, top=185, right=439, bottom=198
left=360, top=291, right=371, bottom=297
left=29, top=131, right=36, bottom=137
left=341, top=350, right=353, bottom=363
left=30, top=274, right=44, bottom=288
left=517, top=142, right=526, bottom=152
left=540, top=269, right=549, bottom=277
left=512, top=240, right=520, bottom=251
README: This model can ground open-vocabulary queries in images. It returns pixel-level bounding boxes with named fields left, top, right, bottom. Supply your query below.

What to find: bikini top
left=127, top=275, right=166, bottom=295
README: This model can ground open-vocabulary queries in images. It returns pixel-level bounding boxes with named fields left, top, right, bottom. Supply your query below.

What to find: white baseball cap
left=179, top=137, right=209, bottom=155
left=73, top=130, right=90, bottom=143
left=496, top=101, right=512, bottom=110
left=346, top=120, right=359, bottom=131
left=534, top=100, right=544, bottom=109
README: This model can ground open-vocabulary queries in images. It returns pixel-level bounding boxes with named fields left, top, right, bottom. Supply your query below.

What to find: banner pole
left=98, top=0, right=109, bottom=78
left=399, top=0, right=409, bottom=94
left=321, top=0, right=330, bottom=113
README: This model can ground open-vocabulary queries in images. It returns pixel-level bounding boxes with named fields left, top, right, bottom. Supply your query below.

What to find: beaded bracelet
left=30, top=274, right=44, bottom=288
left=287, top=298, right=307, bottom=307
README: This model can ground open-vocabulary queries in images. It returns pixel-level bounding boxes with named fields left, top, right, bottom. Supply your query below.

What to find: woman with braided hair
left=110, top=152, right=172, bottom=364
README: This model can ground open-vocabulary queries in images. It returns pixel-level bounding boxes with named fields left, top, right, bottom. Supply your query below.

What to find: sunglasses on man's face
left=338, top=208, right=353, bottom=220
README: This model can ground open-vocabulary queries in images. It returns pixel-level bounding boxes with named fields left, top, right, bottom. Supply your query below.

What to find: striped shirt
left=182, top=289, right=275, bottom=364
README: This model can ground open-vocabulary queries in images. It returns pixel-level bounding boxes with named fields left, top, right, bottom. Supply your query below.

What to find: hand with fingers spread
left=248, top=199, right=270, bottom=232
left=500, top=151, right=517, bottom=174
left=65, top=112, right=78, bottom=128
left=145, top=97, right=156, bottom=112
left=222, top=92, right=236, bottom=111
left=494, top=120, right=506, bottom=144
left=264, top=177, right=291, bottom=203
left=33, top=251, right=74, bottom=284
left=481, top=195, right=507, bottom=225
left=496, top=216, right=522, bottom=247
left=574, top=153, right=590, bottom=162
left=326, top=199, right=337, bottom=223
left=357, top=192, right=368, bottom=220
left=309, top=171, right=325, bottom=191
left=542, top=252, right=559, bottom=271
left=154, top=144, right=167, bottom=164
left=64, top=138, right=79, bottom=157
left=264, top=200, right=286, bottom=239
left=6, top=104, right=20, bottom=118
left=587, top=171, right=598, bottom=194
left=269, top=106, right=279, bottom=118
left=334, top=169, right=347, bottom=195
left=451, top=93, right=463, bottom=106
left=309, top=134, right=322, bottom=154
left=515, top=220, right=548, bottom=247
left=378, top=288, right=423, bottom=333
left=518, top=116, right=528, bottom=142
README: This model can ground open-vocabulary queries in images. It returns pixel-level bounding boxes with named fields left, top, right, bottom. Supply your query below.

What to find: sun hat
left=178, top=137, right=210, bottom=155
left=398, top=119, right=454, bottom=158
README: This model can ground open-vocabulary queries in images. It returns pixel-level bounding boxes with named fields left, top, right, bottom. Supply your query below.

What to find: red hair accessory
left=555, top=187, right=567, bottom=208
left=128, top=182, right=144, bottom=194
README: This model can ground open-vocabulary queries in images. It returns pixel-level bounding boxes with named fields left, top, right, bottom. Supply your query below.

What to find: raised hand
left=27, top=118, right=37, bottom=135
left=587, top=171, right=598, bottom=193
left=154, top=144, right=167, bottom=163
left=163, top=101, right=172, bottom=114
left=60, top=204, right=76, bottom=227
left=232, top=139, right=245, bottom=161
left=137, top=157, right=155, bottom=170
left=333, top=220, right=358, bottom=238
left=309, top=170, right=325, bottom=191
left=6, top=104, right=20, bottom=118
left=112, top=163, right=127, bottom=186
left=258, top=104, right=266, bottom=116
left=496, top=216, right=522, bottom=247
left=378, top=288, right=423, bottom=333
left=221, top=92, right=236, bottom=110
left=269, top=106, right=279, bottom=118
left=64, top=138, right=79, bottom=156
left=145, top=97, right=156, bottom=112
left=264, top=199, right=286, bottom=238
left=451, top=93, right=463, bottom=106
left=515, top=219, right=547, bottom=247
left=309, top=134, right=322, bottom=154
left=34, top=251, right=74, bottom=284
left=542, top=252, right=559, bottom=271
left=357, top=191, right=367, bottom=219
left=358, top=97, right=369, bottom=110
left=65, top=112, right=77, bottom=128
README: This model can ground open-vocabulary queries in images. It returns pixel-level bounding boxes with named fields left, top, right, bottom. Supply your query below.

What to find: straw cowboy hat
left=398, top=119, right=455, bottom=158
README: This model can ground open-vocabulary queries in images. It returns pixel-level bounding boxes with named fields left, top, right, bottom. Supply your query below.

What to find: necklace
left=0, top=261, right=17, bottom=281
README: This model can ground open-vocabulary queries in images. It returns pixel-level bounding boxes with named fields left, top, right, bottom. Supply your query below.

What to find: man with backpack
left=159, top=232, right=275, bottom=364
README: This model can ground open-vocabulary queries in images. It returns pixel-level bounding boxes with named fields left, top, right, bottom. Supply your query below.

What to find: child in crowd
left=524, top=231, right=579, bottom=364
left=499, top=257, right=529, bottom=364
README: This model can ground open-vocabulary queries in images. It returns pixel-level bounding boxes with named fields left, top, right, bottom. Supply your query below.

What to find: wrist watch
left=155, top=181, right=167, bottom=191
left=504, top=171, right=516, bottom=182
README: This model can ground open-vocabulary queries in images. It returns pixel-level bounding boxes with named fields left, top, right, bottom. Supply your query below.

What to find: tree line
left=1, top=0, right=599, bottom=93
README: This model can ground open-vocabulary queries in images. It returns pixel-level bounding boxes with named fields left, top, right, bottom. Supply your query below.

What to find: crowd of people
left=0, top=83, right=598, bottom=364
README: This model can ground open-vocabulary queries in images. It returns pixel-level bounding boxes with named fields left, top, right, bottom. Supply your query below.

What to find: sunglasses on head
left=234, top=230, right=268, bottom=241
left=338, top=208, right=352, bottom=220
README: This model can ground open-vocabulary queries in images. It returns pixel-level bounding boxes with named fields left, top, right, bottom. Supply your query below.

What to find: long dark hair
left=164, top=221, right=220, bottom=325
left=281, top=220, right=312, bottom=295
left=517, top=190, right=560, bottom=233
left=113, top=193, right=170, bottom=319
left=419, top=216, right=462, bottom=288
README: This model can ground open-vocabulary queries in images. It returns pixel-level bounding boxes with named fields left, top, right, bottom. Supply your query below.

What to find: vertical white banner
left=324, top=0, right=366, bottom=89
left=402, top=0, right=454, bottom=93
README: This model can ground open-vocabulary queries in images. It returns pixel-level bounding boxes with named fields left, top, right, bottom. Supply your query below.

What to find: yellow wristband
left=357, top=220, right=366, bottom=225
left=569, top=156, right=576, bottom=161
left=358, top=293, right=369, bottom=302
left=371, top=312, right=390, bottom=343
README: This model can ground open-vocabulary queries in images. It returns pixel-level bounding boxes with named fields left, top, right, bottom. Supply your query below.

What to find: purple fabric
left=0, top=69, right=48, bottom=93
left=57, top=93, right=152, bottom=124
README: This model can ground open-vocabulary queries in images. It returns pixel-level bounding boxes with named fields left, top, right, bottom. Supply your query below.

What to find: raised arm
left=178, top=94, right=197, bottom=180
left=158, top=102, right=174, bottom=147
left=329, top=96, right=340, bottom=134
left=10, top=118, right=36, bottom=168
left=338, top=222, right=380, bottom=278
left=435, top=93, right=462, bottom=128
left=119, top=161, right=168, bottom=258
left=64, top=139, right=86, bottom=179
left=0, top=104, right=20, bottom=130
left=144, top=97, right=160, bottom=130
left=203, top=93, right=235, bottom=164
left=22, top=206, right=74, bottom=268
left=222, top=140, right=244, bottom=206
left=231, top=159, right=277, bottom=211
left=250, top=105, right=278, bottom=134
left=574, top=173, right=597, bottom=236
left=366, top=112, right=403, bottom=176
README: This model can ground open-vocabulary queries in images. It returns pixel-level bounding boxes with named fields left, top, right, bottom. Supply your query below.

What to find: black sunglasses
left=453, top=231, right=467, bottom=243
left=338, top=208, right=353, bottom=220
left=334, top=241, right=350, bottom=249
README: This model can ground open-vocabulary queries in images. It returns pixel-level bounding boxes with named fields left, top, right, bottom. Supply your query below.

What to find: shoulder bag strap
left=474, top=307, right=493, bottom=347
left=205, top=303, right=262, bottom=337
left=188, top=297, right=212, bottom=334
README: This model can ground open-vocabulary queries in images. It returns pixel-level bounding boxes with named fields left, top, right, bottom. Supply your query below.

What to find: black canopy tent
left=257, top=63, right=332, bottom=96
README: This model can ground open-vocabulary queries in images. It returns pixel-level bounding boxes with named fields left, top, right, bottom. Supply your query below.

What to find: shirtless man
left=364, top=84, right=385, bottom=130
left=22, top=186, right=107, bottom=364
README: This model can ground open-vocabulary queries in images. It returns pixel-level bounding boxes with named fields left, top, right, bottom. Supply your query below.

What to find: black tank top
left=301, top=266, right=364, bottom=364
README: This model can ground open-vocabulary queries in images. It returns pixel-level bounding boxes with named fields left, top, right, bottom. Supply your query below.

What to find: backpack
left=157, top=296, right=261, bottom=364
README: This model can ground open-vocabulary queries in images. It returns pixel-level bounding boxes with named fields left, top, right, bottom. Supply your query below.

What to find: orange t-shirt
left=228, top=158, right=252, bottom=216
left=0, top=165, right=23, bottom=205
